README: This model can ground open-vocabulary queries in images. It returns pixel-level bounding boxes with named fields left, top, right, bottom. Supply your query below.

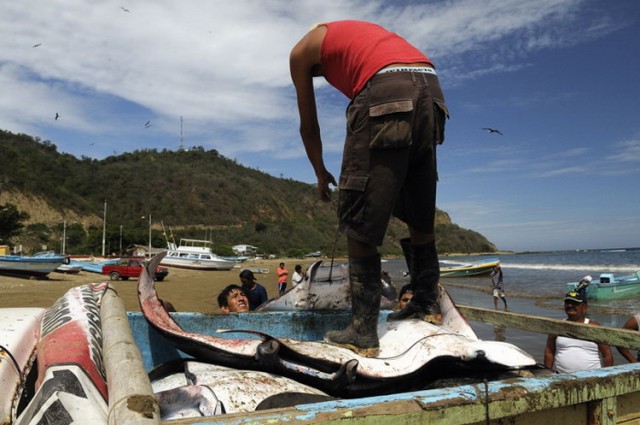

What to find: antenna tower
left=179, top=115, right=184, bottom=150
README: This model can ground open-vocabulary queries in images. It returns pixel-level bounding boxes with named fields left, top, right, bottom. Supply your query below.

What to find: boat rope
left=327, top=197, right=341, bottom=282
left=0, top=343, right=21, bottom=377
left=483, top=378, right=490, bottom=425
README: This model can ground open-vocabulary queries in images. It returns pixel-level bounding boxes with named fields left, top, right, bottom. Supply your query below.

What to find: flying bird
left=482, top=127, right=503, bottom=135
left=144, top=121, right=151, bottom=128
left=121, top=6, right=130, bottom=12
left=55, top=113, right=59, bottom=120
left=32, top=43, right=42, bottom=48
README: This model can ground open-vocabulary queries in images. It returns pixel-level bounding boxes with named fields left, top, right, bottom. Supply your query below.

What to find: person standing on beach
left=616, top=314, right=639, bottom=363
left=276, top=262, right=289, bottom=296
left=239, top=269, right=268, bottom=310
left=490, top=265, right=508, bottom=311
left=290, top=20, right=448, bottom=357
left=292, top=264, right=304, bottom=286
left=543, top=291, right=613, bottom=373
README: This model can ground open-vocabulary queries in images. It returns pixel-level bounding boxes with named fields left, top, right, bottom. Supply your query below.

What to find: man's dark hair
left=218, top=284, right=244, bottom=308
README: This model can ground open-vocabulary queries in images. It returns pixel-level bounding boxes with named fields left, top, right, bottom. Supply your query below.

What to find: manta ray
left=257, top=260, right=398, bottom=311
left=138, top=253, right=536, bottom=398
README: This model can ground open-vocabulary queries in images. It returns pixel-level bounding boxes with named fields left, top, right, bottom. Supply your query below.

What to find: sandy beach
left=0, top=258, right=320, bottom=314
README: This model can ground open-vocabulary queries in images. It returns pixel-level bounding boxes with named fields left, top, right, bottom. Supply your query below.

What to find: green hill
left=0, top=129, right=497, bottom=256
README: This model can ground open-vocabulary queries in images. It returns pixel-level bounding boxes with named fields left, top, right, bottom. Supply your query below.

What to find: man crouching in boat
left=290, top=20, right=448, bottom=357
left=218, top=284, right=250, bottom=314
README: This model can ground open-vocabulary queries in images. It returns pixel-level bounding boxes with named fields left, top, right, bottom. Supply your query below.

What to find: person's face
left=222, top=289, right=249, bottom=313
left=564, top=300, right=586, bottom=321
left=398, top=292, right=413, bottom=310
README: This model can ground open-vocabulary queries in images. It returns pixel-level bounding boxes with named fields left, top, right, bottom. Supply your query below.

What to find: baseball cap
left=564, top=291, right=585, bottom=303
left=239, top=269, right=256, bottom=281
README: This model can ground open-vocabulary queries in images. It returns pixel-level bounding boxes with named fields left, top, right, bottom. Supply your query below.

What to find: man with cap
left=543, top=291, right=613, bottom=373
left=239, top=269, right=268, bottom=310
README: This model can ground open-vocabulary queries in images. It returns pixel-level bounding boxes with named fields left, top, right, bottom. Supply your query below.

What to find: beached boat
left=2, top=279, right=640, bottom=424
left=439, top=257, right=500, bottom=277
left=566, top=271, right=640, bottom=300
left=0, top=252, right=67, bottom=277
left=160, top=239, right=235, bottom=271
left=68, top=257, right=120, bottom=274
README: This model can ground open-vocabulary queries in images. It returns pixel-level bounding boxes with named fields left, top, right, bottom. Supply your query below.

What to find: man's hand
left=317, top=170, right=337, bottom=202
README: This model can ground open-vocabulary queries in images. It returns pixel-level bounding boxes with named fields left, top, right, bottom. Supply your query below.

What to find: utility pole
left=62, top=220, right=66, bottom=255
left=102, top=199, right=107, bottom=257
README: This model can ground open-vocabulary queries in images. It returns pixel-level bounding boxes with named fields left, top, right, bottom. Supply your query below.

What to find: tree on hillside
left=0, top=203, right=30, bottom=244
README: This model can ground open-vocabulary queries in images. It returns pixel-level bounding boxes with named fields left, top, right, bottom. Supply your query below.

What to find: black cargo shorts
left=338, top=71, right=448, bottom=246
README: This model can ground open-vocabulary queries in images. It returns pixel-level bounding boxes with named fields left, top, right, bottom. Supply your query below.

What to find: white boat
left=0, top=252, right=67, bottom=277
left=160, top=239, right=236, bottom=271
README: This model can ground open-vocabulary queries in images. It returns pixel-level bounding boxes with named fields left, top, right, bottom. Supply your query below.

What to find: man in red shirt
left=276, top=262, right=289, bottom=296
left=290, top=21, right=448, bottom=357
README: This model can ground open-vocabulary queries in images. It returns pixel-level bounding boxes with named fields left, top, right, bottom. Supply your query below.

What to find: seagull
left=32, top=43, right=42, bottom=48
left=121, top=6, right=130, bottom=12
left=144, top=121, right=151, bottom=128
left=482, top=127, right=503, bottom=135
left=55, top=113, right=59, bottom=120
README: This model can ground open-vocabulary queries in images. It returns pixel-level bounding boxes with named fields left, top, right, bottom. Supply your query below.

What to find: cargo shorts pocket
left=369, top=99, right=413, bottom=149
left=338, top=173, right=369, bottom=226
left=434, top=99, right=449, bottom=145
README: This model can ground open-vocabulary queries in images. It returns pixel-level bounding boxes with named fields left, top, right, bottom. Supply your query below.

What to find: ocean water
left=378, top=248, right=640, bottom=363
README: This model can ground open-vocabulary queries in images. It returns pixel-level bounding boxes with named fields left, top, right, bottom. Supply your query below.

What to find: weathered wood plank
left=457, top=305, right=640, bottom=349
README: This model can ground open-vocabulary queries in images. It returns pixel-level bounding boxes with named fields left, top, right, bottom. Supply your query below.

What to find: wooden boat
left=3, top=279, right=640, bottom=424
left=440, top=257, right=500, bottom=277
left=566, top=271, right=640, bottom=300
left=160, top=239, right=235, bottom=271
left=0, top=308, right=43, bottom=424
left=0, top=252, right=67, bottom=277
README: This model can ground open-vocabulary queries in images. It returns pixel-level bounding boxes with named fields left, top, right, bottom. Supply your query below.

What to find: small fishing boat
left=566, top=271, right=640, bottom=300
left=160, top=239, right=235, bottom=271
left=440, top=257, right=500, bottom=277
left=68, top=257, right=120, bottom=274
left=0, top=252, right=67, bottom=277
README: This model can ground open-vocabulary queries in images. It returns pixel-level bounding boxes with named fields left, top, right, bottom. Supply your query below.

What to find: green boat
left=440, top=257, right=500, bottom=277
left=567, top=271, right=640, bottom=300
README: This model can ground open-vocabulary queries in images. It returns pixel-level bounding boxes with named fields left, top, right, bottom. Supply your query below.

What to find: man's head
left=239, top=269, right=256, bottom=287
left=398, top=284, right=414, bottom=310
left=218, top=284, right=249, bottom=314
left=295, top=264, right=302, bottom=273
left=563, top=290, right=587, bottom=320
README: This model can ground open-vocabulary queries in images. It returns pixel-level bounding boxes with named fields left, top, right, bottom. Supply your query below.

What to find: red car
left=101, top=258, right=168, bottom=281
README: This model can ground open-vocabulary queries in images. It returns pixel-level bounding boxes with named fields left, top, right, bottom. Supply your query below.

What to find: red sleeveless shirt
left=320, top=20, right=433, bottom=99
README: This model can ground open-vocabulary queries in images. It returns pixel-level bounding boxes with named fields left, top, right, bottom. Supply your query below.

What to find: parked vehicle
left=101, top=258, right=168, bottom=281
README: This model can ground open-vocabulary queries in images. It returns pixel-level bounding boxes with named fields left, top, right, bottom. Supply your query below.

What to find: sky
left=1, top=0, right=639, bottom=252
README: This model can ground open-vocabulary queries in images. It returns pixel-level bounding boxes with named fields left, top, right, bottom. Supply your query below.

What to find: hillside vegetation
left=0, top=129, right=497, bottom=256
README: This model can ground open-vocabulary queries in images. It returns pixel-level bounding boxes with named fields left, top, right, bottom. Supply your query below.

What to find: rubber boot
left=387, top=239, right=441, bottom=324
left=324, top=254, right=381, bottom=358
